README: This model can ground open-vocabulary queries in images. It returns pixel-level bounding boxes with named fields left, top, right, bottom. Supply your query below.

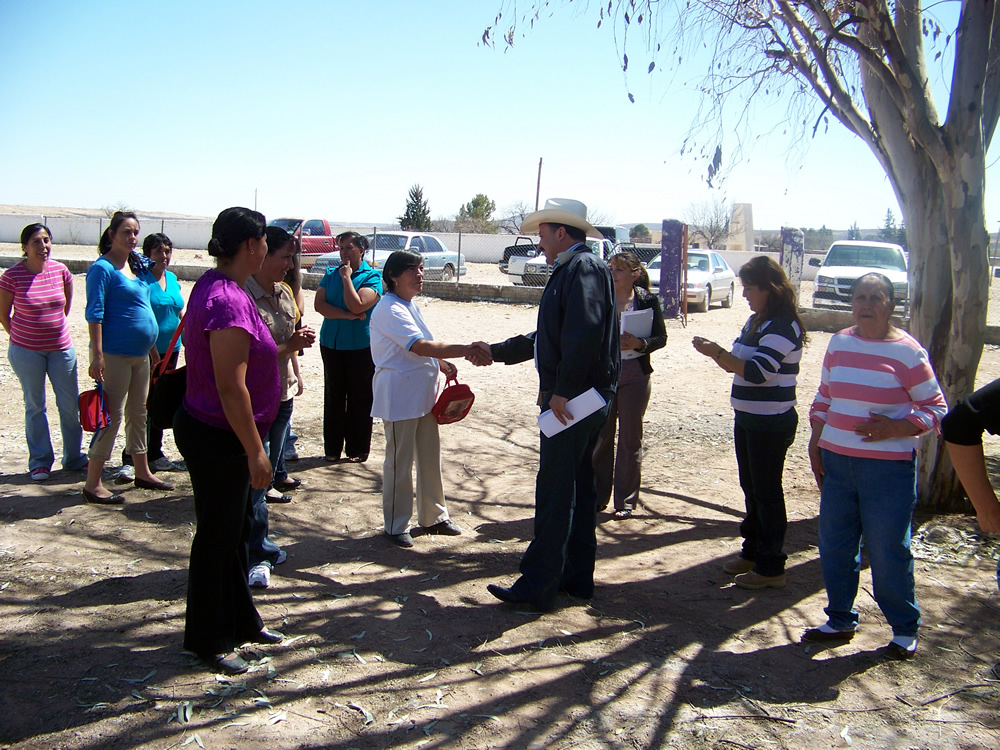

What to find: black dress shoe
left=487, top=584, right=552, bottom=611
left=83, top=487, right=124, bottom=505
left=487, top=584, right=527, bottom=604
left=265, top=491, right=292, bottom=504
left=250, top=627, right=284, bottom=645
left=272, top=478, right=301, bottom=492
left=209, top=652, right=249, bottom=675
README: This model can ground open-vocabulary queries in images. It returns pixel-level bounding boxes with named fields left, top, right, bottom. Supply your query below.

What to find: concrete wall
left=0, top=213, right=214, bottom=250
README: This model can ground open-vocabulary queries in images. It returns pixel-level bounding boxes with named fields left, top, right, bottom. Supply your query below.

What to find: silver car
left=645, top=251, right=736, bottom=312
left=308, top=231, right=467, bottom=281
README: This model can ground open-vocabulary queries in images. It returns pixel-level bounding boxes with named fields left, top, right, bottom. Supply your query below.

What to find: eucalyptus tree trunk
left=847, top=0, right=994, bottom=510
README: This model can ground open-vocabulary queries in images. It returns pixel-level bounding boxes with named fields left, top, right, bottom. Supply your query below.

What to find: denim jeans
left=818, top=449, right=920, bottom=636
left=8, top=344, right=86, bottom=471
left=249, top=398, right=293, bottom=568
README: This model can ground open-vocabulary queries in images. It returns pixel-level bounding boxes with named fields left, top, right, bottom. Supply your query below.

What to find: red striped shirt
left=0, top=260, right=73, bottom=351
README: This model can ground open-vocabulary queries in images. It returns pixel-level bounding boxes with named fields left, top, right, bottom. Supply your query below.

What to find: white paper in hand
left=537, top=388, right=607, bottom=437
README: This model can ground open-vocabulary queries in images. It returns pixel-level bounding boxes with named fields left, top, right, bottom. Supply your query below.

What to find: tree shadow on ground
left=3, top=402, right=1000, bottom=748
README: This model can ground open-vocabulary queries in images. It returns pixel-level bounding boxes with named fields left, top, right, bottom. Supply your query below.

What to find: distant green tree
left=879, top=209, right=898, bottom=242
left=896, top=220, right=907, bottom=249
left=800, top=225, right=833, bottom=252
left=847, top=222, right=861, bottom=240
left=630, top=223, right=652, bottom=243
left=399, top=185, right=431, bottom=231
left=456, top=193, right=498, bottom=233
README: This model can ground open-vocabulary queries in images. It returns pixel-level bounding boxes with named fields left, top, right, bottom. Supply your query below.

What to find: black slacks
left=174, top=407, right=262, bottom=656
left=511, top=400, right=610, bottom=609
left=321, top=345, right=375, bottom=460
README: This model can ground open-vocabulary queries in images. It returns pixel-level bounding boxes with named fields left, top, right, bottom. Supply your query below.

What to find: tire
left=441, top=264, right=455, bottom=282
left=721, top=283, right=734, bottom=308
left=694, top=285, right=710, bottom=313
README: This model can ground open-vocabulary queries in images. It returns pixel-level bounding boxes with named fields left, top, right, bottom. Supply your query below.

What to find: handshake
left=464, top=341, right=494, bottom=367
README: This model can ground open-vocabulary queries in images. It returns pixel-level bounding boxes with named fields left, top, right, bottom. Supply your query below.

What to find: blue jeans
left=8, top=344, right=86, bottom=471
left=249, top=398, right=293, bottom=568
left=818, top=449, right=920, bottom=636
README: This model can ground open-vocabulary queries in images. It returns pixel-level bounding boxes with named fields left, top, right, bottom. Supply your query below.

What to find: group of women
left=1, top=215, right=185, bottom=501
left=1, top=216, right=983, bottom=670
left=694, top=258, right=947, bottom=660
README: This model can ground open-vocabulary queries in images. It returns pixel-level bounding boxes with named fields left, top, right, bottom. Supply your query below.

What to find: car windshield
left=688, top=254, right=710, bottom=272
left=269, top=218, right=303, bottom=233
left=824, top=244, right=906, bottom=271
left=368, top=234, right=408, bottom=251
left=647, top=257, right=660, bottom=270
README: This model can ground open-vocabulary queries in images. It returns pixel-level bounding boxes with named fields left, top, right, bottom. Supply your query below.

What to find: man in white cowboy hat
left=472, top=198, right=621, bottom=611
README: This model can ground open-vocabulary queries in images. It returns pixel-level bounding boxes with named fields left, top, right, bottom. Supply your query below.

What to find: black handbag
left=147, top=315, right=186, bottom=431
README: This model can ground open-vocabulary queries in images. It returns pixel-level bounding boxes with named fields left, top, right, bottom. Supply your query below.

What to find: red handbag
left=432, top=377, right=475, bottom=425
left=79, top=382, right=111, bottom=432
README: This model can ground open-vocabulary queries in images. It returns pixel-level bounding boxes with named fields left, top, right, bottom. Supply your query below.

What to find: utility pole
left=254, top=189, right=258, bottom=211
left=535, top=158, right=543, bottom=211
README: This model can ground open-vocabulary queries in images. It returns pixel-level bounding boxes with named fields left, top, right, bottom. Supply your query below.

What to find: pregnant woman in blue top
left=83, top=212, right=173, bottom=503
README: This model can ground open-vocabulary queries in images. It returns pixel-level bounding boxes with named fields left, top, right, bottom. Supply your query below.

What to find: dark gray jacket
left=492, top=246, right=620, bottom=401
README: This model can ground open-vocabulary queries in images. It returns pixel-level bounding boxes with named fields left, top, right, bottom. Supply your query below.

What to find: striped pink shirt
left=810, top=327, right=947, bottom=460
left=0, top=260, right=74, bottom=351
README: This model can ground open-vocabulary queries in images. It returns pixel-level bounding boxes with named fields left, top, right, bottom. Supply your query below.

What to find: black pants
left=174, top=406, right=262, bottom=656
left=123, top=350, right=179, bottom=466
left=511, top=399, right=610, bottom=609
left=733, top=420, right=796, bottom=577
left=321, top=345, right=375, bottom=460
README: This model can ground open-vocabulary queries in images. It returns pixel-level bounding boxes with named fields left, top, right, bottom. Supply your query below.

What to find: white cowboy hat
left=520, top=198, right=602, bottom=238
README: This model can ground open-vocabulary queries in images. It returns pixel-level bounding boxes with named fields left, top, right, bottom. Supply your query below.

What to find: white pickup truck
left=506, top=237, right=619, bottom=286
left=810, top=240, right=909, bottom=311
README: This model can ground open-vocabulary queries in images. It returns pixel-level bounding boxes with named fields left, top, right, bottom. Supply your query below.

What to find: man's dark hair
left=545, top=222, right=586, bottom=242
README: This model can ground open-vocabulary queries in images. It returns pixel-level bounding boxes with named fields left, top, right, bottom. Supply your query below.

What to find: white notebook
left=620, top=308, right=653, bottom=360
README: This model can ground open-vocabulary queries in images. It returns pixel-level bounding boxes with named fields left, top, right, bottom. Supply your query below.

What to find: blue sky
left=0, top=0, right=995, bottom=233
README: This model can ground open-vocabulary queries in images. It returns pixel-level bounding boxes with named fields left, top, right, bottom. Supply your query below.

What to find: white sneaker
left=114, top=465, right=135, bottom=484
left=248, top=564, right=271, bottom=588
left=150, top=457, right=180, bottom=472
left=275, top=550, right=287, bottom=565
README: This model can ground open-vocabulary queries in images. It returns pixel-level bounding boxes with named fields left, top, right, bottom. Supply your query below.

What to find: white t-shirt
left=370, top=293, right=440, bottom=421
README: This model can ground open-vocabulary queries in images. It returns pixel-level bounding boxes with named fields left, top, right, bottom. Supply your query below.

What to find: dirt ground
left=2, top=245, right=1000, bottom=749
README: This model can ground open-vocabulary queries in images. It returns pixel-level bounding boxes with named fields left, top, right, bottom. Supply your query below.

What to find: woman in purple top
left=0, top=223, right=87, bottom=480
left=173, top=207, right=284, bottom=675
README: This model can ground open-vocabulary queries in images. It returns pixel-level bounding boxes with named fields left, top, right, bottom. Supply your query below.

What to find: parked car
left=687, top=251, right=735, bottom=311
left=810, top=240, right=909, bottom=311
left=646, top=251, right=735, bottom=311
left=309, top=231, right=466, bottom=281
left=268, top=218, right=337, bottom=267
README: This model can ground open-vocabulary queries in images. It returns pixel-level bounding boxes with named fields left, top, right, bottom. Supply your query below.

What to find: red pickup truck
left=267, top=218, right=337, bottom=266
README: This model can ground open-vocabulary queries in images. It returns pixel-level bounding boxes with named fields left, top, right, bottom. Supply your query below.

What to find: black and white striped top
left=730, top=314, right=803, bottom=418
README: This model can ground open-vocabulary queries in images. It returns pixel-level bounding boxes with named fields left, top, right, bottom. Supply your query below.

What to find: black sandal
left=612, top=509, right=633, bottom=520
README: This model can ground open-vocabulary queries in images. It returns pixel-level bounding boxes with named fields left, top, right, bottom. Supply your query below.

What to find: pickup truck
left=267, top=218, right=337, bottom=267
left=809, top=240, right=909, bottom=312
left=506, top=237, right=620, bottom=286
